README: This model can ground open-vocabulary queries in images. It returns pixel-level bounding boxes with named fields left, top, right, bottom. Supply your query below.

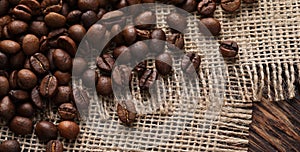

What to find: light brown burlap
left=0, top=0, right=298, bottom=151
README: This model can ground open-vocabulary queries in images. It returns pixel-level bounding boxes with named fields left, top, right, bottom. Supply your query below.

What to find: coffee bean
left=17, top=102, right=35, bottom=118
left=12, top=4, right=33, bottom=21
left=7, top=20, right=28, bottom=35
left=41, top=0, right=59, bottom=8
left=67, top=10, right=82, bottom=25
left=0, top=40, right=21, bottom=54
left=72, top=57, right=88, bottom=76
left=53, top=86, right=71, bottom=106
left=17, top=69, right=37, bottom=90
left=54, top=71, right=71, bottom=85
left=35, top=121, right=58, bottom=142
left=0, top=0, right=9, bottom=16
left=130, top=41, right=149, bottom=61
left=134, top=11, right=156, bottom=29
left=149, top=29, right=166, bottom=54
left=86, top=24, right=106, bottom=47
left=133, top=61, right=147, bottom=77
left=46, top=140, right=63, bottom=152
left=43, top=4, right=62, bottom=15
left=53, top=49, right=72, bottom=72
left=58, top=103, right=77, bottom=120
left=117, top=100, right=136, bottom=125
left=57, top=36, right=77, bottom=57
left=10, top=51, right=26, bottom=70
left=78, top=0, right=99, bottom=11
left=58, top=121, right=80, bottom=140
left=82, top=69, right=97, bottom=88
left=0, top=140, right=21, bottom=152
left=22, top=34, right=40, bottom=56
left=48, top=28, right=68, bottom=43
left=9, top=90, right=30, bottom=101
left=221, top=0, right=241, bottom=13
left=0, top=76, right=9, bottom=97
left=30, top=53, right=50, bottom=75
left=9, top=116, right=33, bottom=135
left=199, top=17, right=221, bottom=36
left=9, top=70, right=18, bottom=89
left=68, top=24, right=86, bottom=43
left=31, top=86, right=44, bottom=109
left=0, top=96, right=15, bottom=121
left=45, top=12, right=67, bottom=28
left=166, top=12, right=187, bottom=32
left=101, top=10, right=125, bottom=28
left=39, top=74, right=58, bottom=97
left=122, top=25, right=137, bottom=45
left=155, top=53, right=173, bottom=76
left=96, top=75, right=113, bottom=96
left=198, top=0, right=216, bottom=16
left=96, top=54, right=115, bottom=74
left=139, top=68, right=158, bottom=90
left=40, top=36, right=50, bottom=53
left=167, top=33, right=184, bottom=50
left=0, top=52, right=8, bottom=69
left=136, top=28, right=151, bottom=40
left=0, top=15, right=12, bottom=27
left=81, top=10, right=98, bottom=29
left=181, top=52, right=201, bottom=75
left=19, top=0, right=41, bottom=16
left=112, top=65, right=131, bottom=87
left=111, top=24, right=124, bottom=45
left=181, top=0, right=197, bottom=12
left=243, top=0, right=256, bottom=3
left=113, top=46, right=131, bottom=63
left=219, top=40, right=239, bottom=57
left=73, top=88, right=90, bottom=110
left=47, top=49, right=56, bottom=71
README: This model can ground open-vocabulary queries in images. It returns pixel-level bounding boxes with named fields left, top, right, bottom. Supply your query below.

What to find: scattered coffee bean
left=96, top=54, right=115, bottom=74
left=198, top=0, right=216, bottom=16
left=72, top=57, right=88, bottom=76
left=96, top=75, right=113, bottom=96
left=9, top=116, right=33, bottom=135
left=155, top=53, right=173, bottom=76
left=17, top=102, right=35, bottom=118
left=81, top=10, right=98, bottom=29
left=199, top=17, right=221, bottom=36
left=181, top=52, right=201, bottom=75
left=12, top=4, right=32, bottom=21
left=78, top=0, right=99, bottom=12
left=53, top=86, right=71, bottom=106
left=0, top=40, right=21, bottom=54
left=53, top=49, right=72, bottom=72
left=68, top=24, right=86, bottom=43
left=134, top=11, right=156, bottom=29
left=112, top=65, right=132, bottom=87
left=35, top=121, right=58, bottom=142
left=122, top=25, right=137, bottom=45
left=167, top=33, right=185, bottom=50
left=82, top=69, right=97, bottom=88
left=8, top=71, right=18, bottom=89
left=46, top=140, right=63, bottom=152
left=166, top=12, right=187, bottom=32
left=0, top=96, right=15, bottom=121
left=22, top=34, right=40, bottom=56
left=30, top=53, right=50, bottom=75
left=29, top=21, right=49, bottom=37
left=72, top=88, right=90, bottom=110
left=219, top=40, right=239, bottom=57
left=58, top=103, right=77, bottom=120
left=0, top=140, right=21, bottom=152
left=17, top=69, right=37, bottom=90
left=39, top=74, right=58, bottom=97
left=54, top=71, right=71, bottom=86
left=117, top=100, right=137, bottom=125
left=0, top=52, right=8, bottom=69
left=7, top=20, right=28, bottom=35
left=31, top=86, right=44, bottom=109
left=67, top=10, right=83, bottom=25
left=181, top=0, right=197, bottom=13
left=45, top=12, right=67, bottom=28
left=9, top=51, right=26, bottom=70
left=221, top=0, right=241, bottom=13
left=9, top=90, right=30, bottom=101
left=139, top=68, right=158, bottom=90
left=149, top=29, right=166, bottom=54
left=58, top=121, right=80, bottom=140
left=0, top=76, right=9, bottom=97
left=113, top=46, right=132, bottom=63
left=130, top=41, right=149, bottom=61
left=101, top=10, right=125, bottom=28
left=57, top=36, right=77, bottom=57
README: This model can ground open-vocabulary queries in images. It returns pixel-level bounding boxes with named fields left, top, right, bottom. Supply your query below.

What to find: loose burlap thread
left=1, top=0, right=299, bottom=151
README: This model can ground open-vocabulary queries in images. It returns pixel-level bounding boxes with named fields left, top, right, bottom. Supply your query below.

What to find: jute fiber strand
left=0, top=0, right=298, bottom=151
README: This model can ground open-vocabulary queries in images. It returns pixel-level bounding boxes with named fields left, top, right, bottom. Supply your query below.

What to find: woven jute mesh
left=0, top=0, right=299, bottom=151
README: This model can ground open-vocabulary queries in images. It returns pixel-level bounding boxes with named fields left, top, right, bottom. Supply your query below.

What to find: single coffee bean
left=139, top=68, right=158, bottom=90
left=68, top=24, right=86, bottom=43
left=9, top=90, right=30, bottom=101
left=7, top=20, right=28, bottom=35
left=17, top=102, right=35, bottom=118
left=0, top=140, right=21, bottom=152
left=78, top=0, right=99, bottom=11
left=198, top=0, right=216, bottom=16
left=0, top=96, right=15, bottom=121
left=0, top=0, right=9, bottom=16
left=0, top=40, right=21, bottom=54
left=134, top=11, right=156, bottom=29
left=0, top=52, right=8, bottom=69
left=96, top=54, right=115, bottom=74
left=166, top=12, right=187, bottom=32
left=113, top=46, right=131, bottom=63
left=167, top=33, right=185, bottom=50
left=35, top=121, right=58, bottom=142
left=54, top=71, right=71, bottom=85
left=117, top=100, right=137, bottom=125
left=181, top=52, right=201, bottom=75
left=221, top=0, right=241, bottom=13
left=30, top=53, right=50, bottom=75
left=53, top=49, right=72, bottom=72
left=112, top=65, right=131, bottom=87
left=57, top=36, right=77, bottom=57
left=45, top=12, right=67, bottom=28
left=136, top=28, right=151, bottom=40
left=19, top=0, right=41, bottom=15
left=130, top=41, right=149, bottom=61
left=86, top=24, right=106, bottom=47
left=40, top=75, right=58, bottom=97
left=53, top=86, right=71, bottom=105
left=9, top=70, right=18, bottom=89
left=9, top=51, right=26, bottom=70
left=219, top=40, right=239, bottom=57
left=9, top=116, right=33, bottom=135
left=0, top=76, right=9, bottom=97
left=31, top=86, right=44, bottom=109
left=96, top=75, right=113, bottom=96
left=40, top=36, right=50, bottom=53
left=67, top=10, right=82, bottom=24
left=156, top=53, right=173, bottom=76
left=12, top=4, right=33, bottom=21
left=17, top=69, right=37, bottom=90
left=48, top=28, right=68, bottom=43
left=46, top=140, right=63, bottom=152
left=111, top=24, right=124, bottom=45
left=72, top=57, right=88, bottom=76
left=243, top=0, right=256, bottom=3
left=22, top=34, right=40, bottom=56
left=41, top=0, right=59, bottom=8
left=58, top=121, right=80, bottom=140
left=29, top=21, right=49, bottom=37
left=81, top=10, right=98, bottom=29
left=82, top=69, right=97, bottom=88
left=181, top=0, right=197, bottom=12
left=149, top=29, right=166, bottom=54
left=122, top=25, right=137, bottom=45
left=101, top=10, right=125, bottom=28
left=199, top=17, right=221, bottom=36
left=58, top=103, right=77, bottom=120
left=73, top=88, right=90, bottom=110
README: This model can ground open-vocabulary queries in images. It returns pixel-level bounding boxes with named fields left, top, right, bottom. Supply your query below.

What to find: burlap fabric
left=0, top=0, right=299, bottom=151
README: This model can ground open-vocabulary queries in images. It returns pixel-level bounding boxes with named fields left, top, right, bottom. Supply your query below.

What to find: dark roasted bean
left=35, top=121, right=58, bottom=142
left=0, top=140, right=21, bottom=152
left=58, top=121, right=80, bottom=140
left=9, top=116, right=33, bottom=135
left=117, top=100, right=136, bottom=125
left=39, top=74, right=58, bottom=97
left=46, top=140, right=63, bottom=152
left=58, top=103, right=77, bottom=120
left=17, top=102, right=35, bottom=118
left=96, top=54, right=115, bottom=74
left=17, top=69, right=37, bottom=90
left=30, top=53, right=50, bottom=75
left=155, top=53, right=173, bottom=76
left=219, top=40, right=239, bottom=57
left=0, top=96, right=15, bottom=121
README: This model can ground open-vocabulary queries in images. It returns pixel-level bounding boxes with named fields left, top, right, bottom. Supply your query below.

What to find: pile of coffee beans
left=0, top=0, right=256, bottom=151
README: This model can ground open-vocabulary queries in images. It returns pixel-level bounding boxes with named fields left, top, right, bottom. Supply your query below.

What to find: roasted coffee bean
left=96, top=75, right=113, bottom=96
left=96, top=54, right=115, bottom=74
left=181, top=0, right=197, bottom=13
left=0, top=40, right=21, bottom=54
left=58, top=103, right=77, bottom=120
left=2, top=25, right=13, bottom=39
left=166, top=12, right=187, bottom=32
left=54, top=71, right=71, bottom=85
left=30, top=53, right=50, bottom=75
left=35, top=121, right=58, bottom=142
left=53, top=49, right=72, bottom=72
left=198, top=0, right=216, bottom=16
left=7, top=20, right=28, bottom=35
left=111, top=24, right=124, bottom=45
left=24, top=58, right=31, bottom=69
left=9, top=116, right=33, bottom=135
left=19, top=0, right=41, bottom=15
left=57, top=36, right=77, bottom=57
left=167, top=33, right=184, bottom=50
left=9, top=51, right=26, bottom=70
left=31, top=86, right=44, bottom=109
left=139, top=68, right=158, bottom=90
left=78, top=0, right=99, bottom=11
left=22, top=34, right=40, bottom=56
left=0, top=76, right=9, bottom=97
left=155, top=53, right=173, bottom=76
left=58, top=121, right=80, bottom=140
left=73, top=88, right=90, bottom=110
left=221, top=0, right=241, bottom=13
left=9, top=90, right=30, bottom=101
left=9, top=70, right=18, bottom=89
left=0, top=140, right=21, bottom=152
left=136, top=28, right=151, bottom=40
left=67, top=10, right=82, bottom=24
left=43, top=4, right=62, bottom=15
left=12, top=4, right=33, bottom=21
left=47, top=49, right=56, bottom=70
left=48, top=28, right=68, bottom=41
left=113, top=46, right=131, bottom=63
left=46, top=140, right=63, bottom=152
left=53, top=86, right=71, bottom=105
left=122, top=25, right=137, bottom=45
left=41, top=0, right=60, bottom=8
left=17, top=102, right=35, bottom=118
left=17, top=69, right=37, bottom=90
left=68, top=24, right=86, bottom=43
left=72, top=57, right=88, bottom=76
left=117, top=100, right=136, bottom=125
left=149, top=29, right=166, bottom=54
left=130, top=41, right=149, bottom=61
left=112, top=65, right=131, bottom=87
left=45, top=12, right=67, bottom=28
left=0, top=96, right=15, bottom=121
left=0, top=0, right=9, bottom=16
left=101, top=10, right=125, bottom=28
left=0, top=52, right=8, bottom=69
left=40, top=36, right=50, bottom=53
left=199, top=17, right=221, bottom=36
left=243, top=0, right=256, bottom=3
left=181, top=52, right=201, bottom=75
left=134, top=11, right=156, bottom=29
left=86, top=24, right=106, bottom=47
left=0, top=15, right=12, bottom=27
left=81, top=10, right=98, bottom=29
left=219, top=40, right=239, bottom=57
left=82, top=69, right=97, bottom=88
left=39, top=74, right=58, bottom=97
